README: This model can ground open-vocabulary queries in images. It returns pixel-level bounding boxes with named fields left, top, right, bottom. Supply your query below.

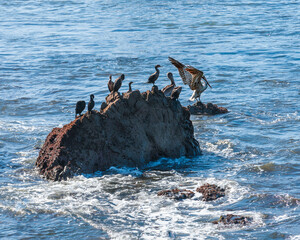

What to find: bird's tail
left=189, top=90, right=200, bottom=102
left=168, top=57, right=185, bottom=69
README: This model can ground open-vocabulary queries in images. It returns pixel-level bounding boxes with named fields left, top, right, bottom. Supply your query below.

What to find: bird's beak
left=203, top=76, right=212, bottom=88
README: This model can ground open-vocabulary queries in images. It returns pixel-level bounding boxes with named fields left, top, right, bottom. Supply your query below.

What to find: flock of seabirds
left=75, top=57, right=212, bottom=118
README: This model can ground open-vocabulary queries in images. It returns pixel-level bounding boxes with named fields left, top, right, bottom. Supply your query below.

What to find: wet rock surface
left=196, top=183, right=226, bottom=201
left=157, top=188, right=195, bottom=200
left=212, top=214, right=253, bottom=225
left=36, top=86, right=201, bottom=181
left=187, top=102, right=228, bottom=115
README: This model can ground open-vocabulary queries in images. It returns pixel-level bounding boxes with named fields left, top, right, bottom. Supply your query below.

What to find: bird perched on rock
left=88, top=94, right=95, bottom=114
left=75, top=101, right=86, bottom=119
left=147, top=65, right=161, bottom=86
left=113, top=74, right=125, bottom=93
left=168, top=57, right=211, bottom=102
left=128, top=81, right=133, bottom=92
left=185, top=66, right=211, bottom=102
left=162, top=72, right=176, bottom=97
left=171, top=86, right=182, bottom=100
left=107, top=75, right=114, bottom=92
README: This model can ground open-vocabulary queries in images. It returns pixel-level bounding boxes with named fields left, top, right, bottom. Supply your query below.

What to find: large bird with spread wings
left=168, top=57, right=212, bottom=102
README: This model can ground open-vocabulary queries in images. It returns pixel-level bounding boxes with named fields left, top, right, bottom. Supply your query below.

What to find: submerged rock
left=187, top=102, right=228, bottom=115
left=212, top=214, right=252, bottom=225
left=36, top=86, right=201, bottom=181
left=157, top=188, right=195, bottom=200
left=196, top=183, right=225, bottom=201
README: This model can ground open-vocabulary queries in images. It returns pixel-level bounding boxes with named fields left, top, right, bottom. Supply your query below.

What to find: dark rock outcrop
left=157, top=188, right=195, bottom=200
left=196, top=183, right=226, bottom=201
left=187, top=102, right=228, bottom=115
left=36, top=86, right=201, bottom=181
left=212, top=214, right=252, bottom=225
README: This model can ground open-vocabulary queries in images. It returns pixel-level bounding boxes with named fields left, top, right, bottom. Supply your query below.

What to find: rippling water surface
left=0, top=0, right=299, bottom=239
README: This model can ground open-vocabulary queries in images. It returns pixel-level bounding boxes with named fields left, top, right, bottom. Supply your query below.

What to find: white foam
left=274, top=214, right=290, bottom=222
left=254, top=111, right=300, bottom=126
left=202, top=139, right=237, bottom=158
left=0, top=170, right=262, bottom=239
left=0, top=119, right=49, bottom=134
left=290, top=235, right=300, bottom=240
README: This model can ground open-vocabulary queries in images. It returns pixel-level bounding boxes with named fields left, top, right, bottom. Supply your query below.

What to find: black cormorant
left=108, top=75, right=114, bottom=92
left=147, top=65, right=161, bottom=86
left=88, top=94, right=95, bottom=114
left=128, top=81, right=133, bottom=92
left=75, top=101, right=86, bottom=119
left=113, top=74, right=125, bottom=93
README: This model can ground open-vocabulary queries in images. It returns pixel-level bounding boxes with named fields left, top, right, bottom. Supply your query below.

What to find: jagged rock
left=157, top=188, right=195, bottom=200
left=187, top=102, right=228, bottom=115
left=212, top=214, right=252, bottom=225
left=196, top=183, right=225, bottom=201
left=36, top=86, right=201, bottom=181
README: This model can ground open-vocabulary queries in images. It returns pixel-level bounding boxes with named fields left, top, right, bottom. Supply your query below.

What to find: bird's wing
left=171, top=86, right=182, bottom=99
left=114, top=75, right=121, bottom=83
left=173, top=86, right=182, bottom=94
left=168, top=57, right=192, bottom=86
left=147, top=72, right=156, bottom=83
left=185, top=66, right=204, bottom=78
left=162, top=84, right=175, bottom=97
left=185, top=66, right=204, bottom=90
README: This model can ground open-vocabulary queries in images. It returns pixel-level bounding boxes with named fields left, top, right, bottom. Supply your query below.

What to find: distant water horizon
left=0, top=0, right=299, bottom=239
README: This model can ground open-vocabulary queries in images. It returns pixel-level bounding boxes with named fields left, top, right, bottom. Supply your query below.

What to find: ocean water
left=0, top=0, right=299, bottom=239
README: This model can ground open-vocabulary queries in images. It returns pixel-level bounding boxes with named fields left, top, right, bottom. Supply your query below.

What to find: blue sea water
left=0, top=0, right=299, bottom=239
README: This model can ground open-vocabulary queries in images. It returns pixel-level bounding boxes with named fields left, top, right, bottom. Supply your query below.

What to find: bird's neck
left=170, top=77, right=175, bottom=85
left=155, top=67, right=160, bottom=73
